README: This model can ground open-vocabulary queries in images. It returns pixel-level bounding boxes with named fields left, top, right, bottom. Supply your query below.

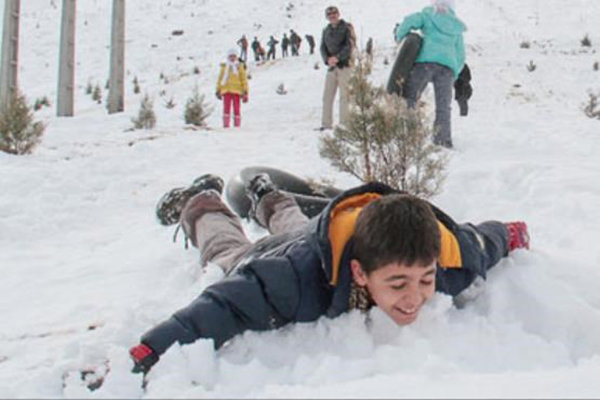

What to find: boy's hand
left=215, top=91, right=222, bottom=100
left=242, top=93, right=249, bottom=103
left=129, top=343, right=159, bottom=374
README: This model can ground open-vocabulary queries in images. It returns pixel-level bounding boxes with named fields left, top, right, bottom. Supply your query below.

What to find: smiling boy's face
left=351, top=260, right=436, bottom=325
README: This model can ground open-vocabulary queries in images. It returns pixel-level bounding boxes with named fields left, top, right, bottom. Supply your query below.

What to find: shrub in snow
left=383, top=56, right=389, bottom=66
left=581, top=34, right=592, bottom=47
left=583, top=93, right=600, bottom=119
left=319, top=57, right=447, bottom=197
left=0, top=92, right=45, bottom=155
left=276, top=83, right=287, bottom=95
left=131, top=94, right=156, bottom=130
left=193, top=66, right=200, bottom=75
left=184, top=87, right=212, bottom=127
left=165, top=97, right=176, bottom=109
left=92, top=85, right=102, bottom=104
left=85, top=81, right=93, bottom=95
left=520, top=41, right=531, bottom=49
left=527, top=60, right=537, bottom=72
left=133, top=76, right=141, bottom=94
left=594, top=62, right=599, bottom=71
left=314, top=62, right=320, bottom=70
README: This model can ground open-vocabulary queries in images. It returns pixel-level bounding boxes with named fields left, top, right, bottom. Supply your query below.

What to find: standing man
left=281, top=33, right=290, bottom=57
left=305, top=34, right=316, bottom=54
left=267, top=36, right=279, bottom=60
left=251, top=37, right=261, bottom=62
left=319, top=5, right=353, bottom=131
left=237, top=35, right=249, bottom=63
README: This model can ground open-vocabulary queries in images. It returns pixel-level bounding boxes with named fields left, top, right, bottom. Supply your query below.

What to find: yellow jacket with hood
left=216, top=62, right=248, bottom=96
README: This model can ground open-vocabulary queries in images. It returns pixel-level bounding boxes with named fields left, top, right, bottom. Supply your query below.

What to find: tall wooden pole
left=57, top=0, right=76, bottom=117
left=107, top=0, right=125, bottom=114
left=0, top=0, right=21, bottom=111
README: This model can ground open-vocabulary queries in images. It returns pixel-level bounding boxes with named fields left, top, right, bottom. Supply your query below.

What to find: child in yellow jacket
left=216, top=49, right=249, bottom=128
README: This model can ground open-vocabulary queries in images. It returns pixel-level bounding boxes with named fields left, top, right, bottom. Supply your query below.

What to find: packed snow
left=1, top=0, right=600, bottom=397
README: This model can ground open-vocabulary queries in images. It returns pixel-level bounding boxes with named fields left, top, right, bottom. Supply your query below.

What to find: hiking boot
left=155, top=174, right=224, bottom=226
left=505, top=221, right=530, bottom=251
left=246, top=173, right=276, bottom=215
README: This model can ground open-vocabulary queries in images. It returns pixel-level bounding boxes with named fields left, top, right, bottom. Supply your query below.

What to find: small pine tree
left=0, top=92, right=45, bottom=155
left=164, top=97, right=176, bottom=109
left=319, top=57, right=447, bottom=197
left=85, top=81, right=93, bottom=95
left=594, top=61, right=599, bottom=71
left=583, top=93, right=600, bottom=119
left=131, top=94, right=156, bottom=129
left=133, top=76, right=141, bottom=94
left=92, top=85, right=102, bottom=104
left=184, top=87, right=212, bottom=127
left=581, top=34, right=592, bottom=47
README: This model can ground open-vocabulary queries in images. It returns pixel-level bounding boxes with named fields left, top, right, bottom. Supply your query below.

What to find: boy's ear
left=350, top=259, right=368, bottom=287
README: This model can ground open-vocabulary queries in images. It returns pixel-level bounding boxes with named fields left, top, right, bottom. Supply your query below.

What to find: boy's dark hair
left=353, top=194, right=441, bottom=273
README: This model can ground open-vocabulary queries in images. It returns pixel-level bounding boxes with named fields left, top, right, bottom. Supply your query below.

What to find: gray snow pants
left=404, top=62, right=455, bottom=148
left=180, top=190, right=308, bottom=274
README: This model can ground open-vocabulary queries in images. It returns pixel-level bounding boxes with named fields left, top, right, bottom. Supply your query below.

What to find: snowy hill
left=1, top=0, right=600, bottom=397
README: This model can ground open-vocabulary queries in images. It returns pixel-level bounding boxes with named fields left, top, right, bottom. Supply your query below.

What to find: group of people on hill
left=128, top=0, right=532, bottom=378
left=236, top=30, right=316, bottom=63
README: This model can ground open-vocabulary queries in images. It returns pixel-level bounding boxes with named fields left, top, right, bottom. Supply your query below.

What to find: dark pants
left=405, top=62, right=454, bottom=147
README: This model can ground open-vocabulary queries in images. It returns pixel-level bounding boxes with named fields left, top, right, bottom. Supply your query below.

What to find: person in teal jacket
left=395, top=0, right=466, bottom=148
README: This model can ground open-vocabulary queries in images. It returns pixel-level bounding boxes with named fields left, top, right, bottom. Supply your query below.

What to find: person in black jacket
left=266, top=36, right=279, bottom=60
left=319, top=5, right=353, bottom=130
left=129, top=172, right=530, bottom=373
left=305, top=34, right=316, bottom=54
left=281, top=33, right=290, bottom=57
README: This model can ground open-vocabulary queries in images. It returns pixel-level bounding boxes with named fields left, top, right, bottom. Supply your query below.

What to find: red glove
left=215, top=91, right=222, bottom=100
left=129, top=343, right=159, bottom=374
left=242, top=93, right=249, bottom=103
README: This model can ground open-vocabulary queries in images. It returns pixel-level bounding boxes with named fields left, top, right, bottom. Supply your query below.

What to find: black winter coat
left=320, top=19, right=352, bottom=68
left=141, top=183, right=476, bottom=355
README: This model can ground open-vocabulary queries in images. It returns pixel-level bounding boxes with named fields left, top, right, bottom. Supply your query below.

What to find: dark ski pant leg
left=404, top=63, right=432, bottom=108
left=431, top=65, right=454, bottom=146
left=436, top=221, right=509, bottom=296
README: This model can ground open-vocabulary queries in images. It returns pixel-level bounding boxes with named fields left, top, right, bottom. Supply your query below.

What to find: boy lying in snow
left=130, top=173, right=530, bottom=373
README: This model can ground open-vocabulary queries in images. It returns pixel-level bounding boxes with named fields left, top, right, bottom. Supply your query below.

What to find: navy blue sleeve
left=141, top=258, right=300, bottom=354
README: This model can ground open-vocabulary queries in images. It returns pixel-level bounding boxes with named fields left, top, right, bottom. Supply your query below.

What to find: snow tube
left=386, top=33, right=423, bottom=96
left=225, top=166, right=343, bottom=219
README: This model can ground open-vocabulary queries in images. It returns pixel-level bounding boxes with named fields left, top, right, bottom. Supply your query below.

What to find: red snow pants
left=223, top=93, right=241, bottom=128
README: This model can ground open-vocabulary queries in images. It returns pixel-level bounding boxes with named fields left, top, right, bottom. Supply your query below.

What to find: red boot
left=505, top=221, right=530, bottom=251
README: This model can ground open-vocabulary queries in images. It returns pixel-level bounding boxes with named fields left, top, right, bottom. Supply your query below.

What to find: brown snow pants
left=180, top=190, right=308, bottom=274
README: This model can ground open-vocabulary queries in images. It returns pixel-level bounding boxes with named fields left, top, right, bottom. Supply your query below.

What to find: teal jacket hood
left=395, top=6, right=466, bottom=78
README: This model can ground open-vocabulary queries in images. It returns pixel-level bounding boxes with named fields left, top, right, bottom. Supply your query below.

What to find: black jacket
left=320, top=19, right=352, bottom=68
left=140, top=183, right=475, bottom=354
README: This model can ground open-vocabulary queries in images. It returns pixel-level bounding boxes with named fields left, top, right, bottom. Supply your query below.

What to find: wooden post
left=0, top=0, right=21, bottom=111
left=107, top=0, right=125, bottom=114
left=56, top=0, right=76, bottom=117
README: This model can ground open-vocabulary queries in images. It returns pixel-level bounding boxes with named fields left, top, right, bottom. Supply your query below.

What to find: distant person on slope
left=394, top=0, right=466, bottom=148
left=319, top=5, right=353, bottom=130
left=281, top=33, right=290, bottom=57
left=216, top=49, right=249, bottom=128
left=267, top=35, right=279, bottom=60
left=237, top=35, right=249, bottom=63
left=129, top=170, right=530, bottom=374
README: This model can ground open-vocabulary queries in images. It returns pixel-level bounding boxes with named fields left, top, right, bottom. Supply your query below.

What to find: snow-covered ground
left=1, top=0, right=600, bottom=397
